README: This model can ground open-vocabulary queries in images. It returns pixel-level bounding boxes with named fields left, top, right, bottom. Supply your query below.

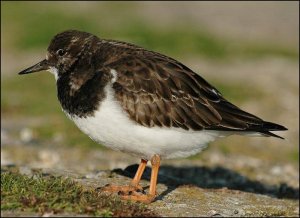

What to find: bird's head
left=18, top=30, right=97, bottom=79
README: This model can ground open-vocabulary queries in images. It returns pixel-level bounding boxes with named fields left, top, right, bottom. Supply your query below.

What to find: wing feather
left=104, top=46, right=285, bottom=134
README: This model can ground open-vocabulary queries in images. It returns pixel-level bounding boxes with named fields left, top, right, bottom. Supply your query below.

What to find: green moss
left=1, top=171, right=157, bottom=216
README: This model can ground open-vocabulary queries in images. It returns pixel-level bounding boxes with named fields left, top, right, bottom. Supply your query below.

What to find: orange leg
left=131, top=159, right=147, bottom=187
left=101, top=159, right=147, bottom=194
left=121, top=154, right=161, bottom=204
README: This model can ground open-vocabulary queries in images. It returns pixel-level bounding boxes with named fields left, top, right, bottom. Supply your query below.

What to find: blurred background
left=1, top=2, right=299, bottom=188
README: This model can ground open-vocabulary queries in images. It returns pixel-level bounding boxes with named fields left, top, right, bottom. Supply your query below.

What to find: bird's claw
left=120, top=192, right=156, bottom=204
left=99, top=184, right=144, bottom=195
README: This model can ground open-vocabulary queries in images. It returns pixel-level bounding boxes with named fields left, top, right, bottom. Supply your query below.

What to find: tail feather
left=259, top=130, right=285, bottom=139
left=262, top=121, right=288, bottom=131
left=259, top=121, right=288, bottom=139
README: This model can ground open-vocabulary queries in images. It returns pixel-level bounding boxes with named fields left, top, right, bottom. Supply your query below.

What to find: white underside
left=65, top=84, right=231, bottom=160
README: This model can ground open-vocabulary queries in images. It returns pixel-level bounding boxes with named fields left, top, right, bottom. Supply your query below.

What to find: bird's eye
left=56, top=49, right=65, bottom=56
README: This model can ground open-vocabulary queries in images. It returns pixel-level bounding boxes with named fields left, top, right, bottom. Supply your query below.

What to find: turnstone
left=19, top=30, right=287, bottom=203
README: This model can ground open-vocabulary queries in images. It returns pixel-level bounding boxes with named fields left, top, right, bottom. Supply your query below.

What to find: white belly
left=66, top=86, right=225, bottom=160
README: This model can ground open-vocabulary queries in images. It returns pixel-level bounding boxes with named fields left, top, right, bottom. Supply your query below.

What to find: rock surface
left=1, top=142, right=299, bottom=217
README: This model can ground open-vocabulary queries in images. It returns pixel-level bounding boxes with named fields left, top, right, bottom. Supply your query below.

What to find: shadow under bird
left=19, top=30, right=287, bottom=203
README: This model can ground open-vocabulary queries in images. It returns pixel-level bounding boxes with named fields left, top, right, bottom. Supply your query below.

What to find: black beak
left=18, top=59, right=49, bottom=75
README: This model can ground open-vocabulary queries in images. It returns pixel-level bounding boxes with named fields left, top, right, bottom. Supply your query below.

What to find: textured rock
left=2, top=160, right=299, bottom=217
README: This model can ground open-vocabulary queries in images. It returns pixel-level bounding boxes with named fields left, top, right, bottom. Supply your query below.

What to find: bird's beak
left=18, top=59, right=49, bottom=75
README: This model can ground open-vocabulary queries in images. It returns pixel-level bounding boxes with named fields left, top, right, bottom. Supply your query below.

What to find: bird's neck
left=56, top=70, right=111, bottom=118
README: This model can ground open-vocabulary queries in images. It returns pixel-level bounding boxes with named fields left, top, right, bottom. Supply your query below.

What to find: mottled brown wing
left=107, top=51, right=276, bottom=132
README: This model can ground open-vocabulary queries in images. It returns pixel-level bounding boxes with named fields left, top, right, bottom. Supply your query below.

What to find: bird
left=18, top=30, right=287, bottom=203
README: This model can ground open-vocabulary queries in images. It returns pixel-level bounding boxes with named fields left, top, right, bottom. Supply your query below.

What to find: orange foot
left=100, top=184, right=144, bottom=195
left=120, top=191, right=156, bottom=204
